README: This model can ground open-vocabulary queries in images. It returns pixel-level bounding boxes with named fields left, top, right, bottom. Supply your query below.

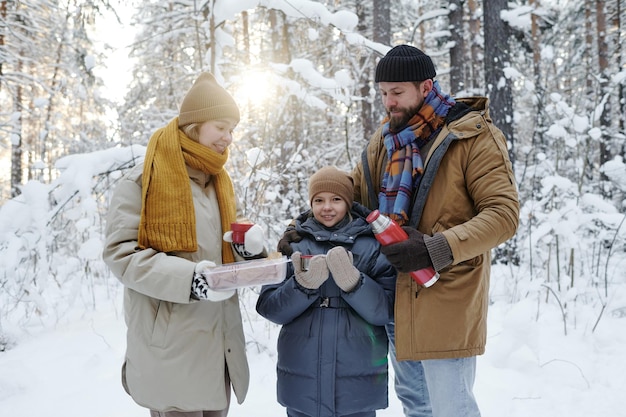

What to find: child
left=256, top=166, right=396, bottom=417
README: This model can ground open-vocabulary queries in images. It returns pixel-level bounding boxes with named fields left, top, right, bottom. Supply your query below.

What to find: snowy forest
left=1, top=0, right=626, bottom=355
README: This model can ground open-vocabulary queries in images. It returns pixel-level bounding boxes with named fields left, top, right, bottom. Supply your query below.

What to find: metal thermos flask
left=366, top=209, right=439, bottom=287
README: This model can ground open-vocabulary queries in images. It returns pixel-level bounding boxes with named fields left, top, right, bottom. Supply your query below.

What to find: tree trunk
left=483, top=0, right=515, bottom=163
left=209, top=0, right=216, bottom=73
left=11, top=58, right=23, bottom=198
left=193, top=0, right=204, bottom=69
left=0, top=0, right=6, bottom=87
left=268, top=9, right=290, bottom=63
left=585, top=1, right=593, bottom=94
left=356, top=2, right=374, bottom=139
left=596, top=0, right=611, bottom=182
left=241, top=10, right=250, bottom=65
left=614, top=0, right=624, bottom=140
left=467, top=0, right=482, bottom=91
left=372, top=0, right=390, bottom=123
left=449, top=0, right=465, bottom=94
left=529, top=0, right=546, bottom=153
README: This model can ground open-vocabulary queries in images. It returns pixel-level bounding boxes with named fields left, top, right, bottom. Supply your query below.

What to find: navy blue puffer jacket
left=256, top=203, right=396, bottom=417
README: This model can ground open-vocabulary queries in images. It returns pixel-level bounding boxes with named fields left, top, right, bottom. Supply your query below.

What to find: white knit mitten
left=223, top=224, right=265, bottom=257
left=326, top=247, right=360, bottom=292
left=291, top=252, right=328, bottom=290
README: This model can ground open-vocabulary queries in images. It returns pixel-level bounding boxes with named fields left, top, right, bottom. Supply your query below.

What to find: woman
left=103, top=72, right=263, bottom=416
left=256, top=166, right=396, bottom=417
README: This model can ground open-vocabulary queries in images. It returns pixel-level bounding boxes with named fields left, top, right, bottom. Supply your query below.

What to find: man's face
left=379, top=80, right=432, bottom=132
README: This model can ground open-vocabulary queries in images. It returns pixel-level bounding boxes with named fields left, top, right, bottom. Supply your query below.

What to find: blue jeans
left=386, top=322, right=481, bottom=417
left=287, top=410, right=375, bottom=417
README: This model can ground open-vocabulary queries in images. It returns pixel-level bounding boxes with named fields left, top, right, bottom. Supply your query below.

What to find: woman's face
left=198, top=118, right=237, bottom=154
left=311, top=192, right=349, bottom=227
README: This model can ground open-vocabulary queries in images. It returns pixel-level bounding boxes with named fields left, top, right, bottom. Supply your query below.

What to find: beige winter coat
left=103, top=163, right=249, bottom=412
left=353, top=97, right=520, bottom=361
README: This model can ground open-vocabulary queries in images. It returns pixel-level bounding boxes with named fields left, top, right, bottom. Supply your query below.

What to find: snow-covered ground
left=1, top=266, right=625, bottom=417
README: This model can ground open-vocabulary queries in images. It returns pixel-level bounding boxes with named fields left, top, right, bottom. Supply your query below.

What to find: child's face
left=311, top=192, right=349, bottom=228
left=198, top=119, right=237, bottom=154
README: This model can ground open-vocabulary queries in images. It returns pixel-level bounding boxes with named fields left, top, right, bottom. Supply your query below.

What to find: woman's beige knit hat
left=308, top=166, right=354, bottom=207
left=178, top=72, right=240, bottom=126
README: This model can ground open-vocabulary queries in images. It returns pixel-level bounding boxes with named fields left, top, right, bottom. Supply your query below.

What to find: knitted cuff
left=424, top=233, right=453, bottom=272
left=295, top=272, right=326, bottom=290
left=332, top=270, right=360, bottom=292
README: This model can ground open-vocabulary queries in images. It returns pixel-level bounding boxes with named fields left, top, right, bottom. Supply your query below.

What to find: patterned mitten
left=192, top=261, right=235, bottom=301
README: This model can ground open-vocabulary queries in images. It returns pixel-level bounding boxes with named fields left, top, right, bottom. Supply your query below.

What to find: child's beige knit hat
left=308, top=166, right=354, bottom=207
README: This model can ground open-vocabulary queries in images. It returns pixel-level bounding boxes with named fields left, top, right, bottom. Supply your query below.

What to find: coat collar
left=426, top=96, right=491, bottom=162
left=186, top=165, right=213, bottom=188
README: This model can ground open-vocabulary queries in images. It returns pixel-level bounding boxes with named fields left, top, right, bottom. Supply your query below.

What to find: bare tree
left=483, top=0, right=515, bottom=162
left=448, top=0, right=465, bottom=94
left=613, top=0, right=624, bottom=139
left=370, top=0, right=390, bottom=129
left=467, top=0, right=482, bottom=91
left=1, top=1, right=112, bottom=198
left=0, top=0, right=6, bottom=84
left=596, top=0, right=611, bottom=180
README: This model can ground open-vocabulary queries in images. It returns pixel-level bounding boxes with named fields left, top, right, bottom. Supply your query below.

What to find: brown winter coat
left=352, top=97, right=519, bottom=361
left=103, top=163, right=249, bottom=411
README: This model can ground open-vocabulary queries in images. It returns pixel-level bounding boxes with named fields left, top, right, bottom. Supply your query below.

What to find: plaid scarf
left=379, top=81, right=455, bottom=225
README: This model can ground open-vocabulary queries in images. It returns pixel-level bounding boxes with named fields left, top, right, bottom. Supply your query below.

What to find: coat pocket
left=150, top=300, right=172, bottom=348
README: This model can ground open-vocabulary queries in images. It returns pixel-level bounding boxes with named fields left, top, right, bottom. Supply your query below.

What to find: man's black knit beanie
left=375, top=45, right=437, bottom=83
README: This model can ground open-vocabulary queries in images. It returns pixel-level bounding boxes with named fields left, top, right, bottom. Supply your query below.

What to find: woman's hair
left=181, top=123, right=201, bottom=141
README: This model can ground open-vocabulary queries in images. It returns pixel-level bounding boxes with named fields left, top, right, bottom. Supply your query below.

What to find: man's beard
left=387, top=104, right=421, bottom=132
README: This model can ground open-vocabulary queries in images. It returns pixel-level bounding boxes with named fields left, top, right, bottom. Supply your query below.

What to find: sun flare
left=232, top=69, right=275, bottom=108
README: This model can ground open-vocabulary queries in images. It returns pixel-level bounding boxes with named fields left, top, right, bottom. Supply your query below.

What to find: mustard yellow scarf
left=138, top=117, right=236, bottom=264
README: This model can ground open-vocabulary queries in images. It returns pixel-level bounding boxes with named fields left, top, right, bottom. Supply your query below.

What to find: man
left=352, top=45, right=519, bottom=416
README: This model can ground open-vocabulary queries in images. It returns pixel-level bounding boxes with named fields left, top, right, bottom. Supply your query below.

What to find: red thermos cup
left=366, top=209, right=439, bottom=287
